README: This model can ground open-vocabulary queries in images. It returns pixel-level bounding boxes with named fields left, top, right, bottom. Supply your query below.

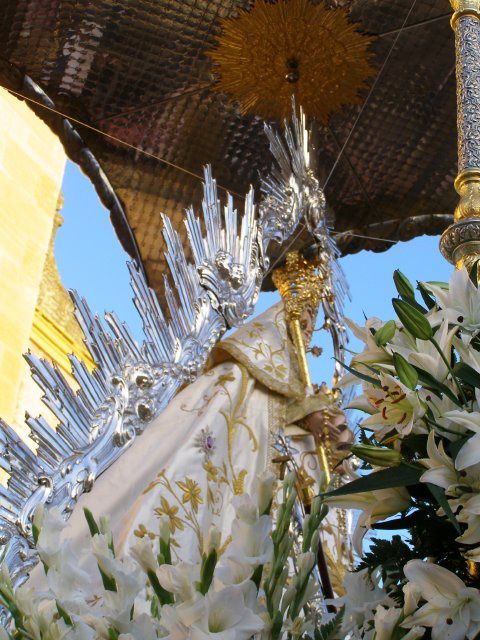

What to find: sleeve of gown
left=285, top=393, right=344, bottom=425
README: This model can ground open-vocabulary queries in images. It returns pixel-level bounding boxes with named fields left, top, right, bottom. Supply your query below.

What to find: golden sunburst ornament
left=206, top=0, right=375, bottom=123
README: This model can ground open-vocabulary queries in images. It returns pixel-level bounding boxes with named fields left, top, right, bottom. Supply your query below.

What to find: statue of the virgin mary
left=60, top=252, right=352, bottom=593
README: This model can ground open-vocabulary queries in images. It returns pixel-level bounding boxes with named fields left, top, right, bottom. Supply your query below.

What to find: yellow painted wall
left=0, top=88, right=66, bottom=427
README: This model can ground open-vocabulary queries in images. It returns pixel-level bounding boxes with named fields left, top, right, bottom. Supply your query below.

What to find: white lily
left=402, top=559, right=480, bottom=639
left=337, top=317, right=391, bottom=388
left=215, top=558, right=254, bottom=590
left=407, top=320, right=458, bottom=382
left=443, top=411, right=480, bottom=470
left=117, top=613, right=158, bottom=640
left=372, top=605, right=402, bottom=640
left=420, top=430, right=458, bottom=491
left=130, top=535, right=158, bottom=573
left=254, top=470, right=276, bottom=515
left=157, top=561, right=200, bottom=603
left=325, top=487, right=410, bottom=555
left=419, top=391, right=465, bottom=441
left=188, top=585, right=264, bottom=639
left=34, top=505, right=67, bottom=569
left=424, top=268, right=480, bottom=335
left=454, top=492, right=480, bottom=547
left=231, top=494, right=258, bottom=524
left=226, top=515, right=273, bottom=566
left=334, top=569, right=390, bottom=638
left=359, top=373, right=426, bottom=438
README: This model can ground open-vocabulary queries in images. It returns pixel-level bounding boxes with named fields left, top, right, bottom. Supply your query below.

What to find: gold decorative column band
left=451, top=0, right=480, bottom=26
left=440, top=0, right=480, bottom=270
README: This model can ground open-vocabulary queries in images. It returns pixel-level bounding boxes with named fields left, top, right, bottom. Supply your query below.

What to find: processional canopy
left=0, top=0, right=458, bottom=588
left=0, top=0, right=455, bottom=306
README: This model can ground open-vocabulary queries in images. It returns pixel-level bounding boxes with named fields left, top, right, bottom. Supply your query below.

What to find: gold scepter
left=272, top=250, right=335, bottom=603
left=272, top=251, right=331, bottom=483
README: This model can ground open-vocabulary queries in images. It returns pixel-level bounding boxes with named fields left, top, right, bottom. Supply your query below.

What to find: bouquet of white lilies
left=325, top=266, right=480, bottom=640
left=0, top=472, right=337, bottom=640
left=6, top=266, right=480, bottom=640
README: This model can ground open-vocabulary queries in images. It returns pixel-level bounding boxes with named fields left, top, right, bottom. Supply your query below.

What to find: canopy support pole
left=441, top=1, right=480, bottom=271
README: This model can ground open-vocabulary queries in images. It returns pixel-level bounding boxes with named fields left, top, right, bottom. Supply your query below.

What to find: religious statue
left=57, top=251, right=352, bottom=598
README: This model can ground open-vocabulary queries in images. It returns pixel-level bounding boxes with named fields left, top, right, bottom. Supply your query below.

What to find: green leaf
left=426, top=483, right=461, bottom=534
left=470, top=260, right=479, bottom=287
left=374, top=320, right=396, bottom=346
left=449, top=435, right=470, bottom=462
left=32, top=522, right=40, bottom=546
left=334, top=358, right=381, bottom=387
left=392, top=298, right=433, bottom=341
left=147, top=569, right=173, bottom=605
left=453, top=362, right=480, bottom=389
left=315, top=607, right=345, bottom=640
left=393, top=269, right=415, bottom=300
left=56, top=602, right=73, bottom=626
left=393, top=352, right=418, bottom=390
left=324, top=464, right=422, bottom=498
left=413, top=365, right=462, bottom=406
left=417, top=281, right=436, bottom=310
left=198, top=549, right=218, bottom=595
left=83, top=508, right=100, bottom=537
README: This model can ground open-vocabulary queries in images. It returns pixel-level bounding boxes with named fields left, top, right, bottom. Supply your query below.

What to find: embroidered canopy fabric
left=0, top=0, right=455, bottom=300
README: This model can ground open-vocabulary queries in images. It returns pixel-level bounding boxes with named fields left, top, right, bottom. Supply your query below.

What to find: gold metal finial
left=206, top=0, right=374, bottom=123
left=272, top=251, right=323, bottom=324
left=272, top=250, right=324, bottom=389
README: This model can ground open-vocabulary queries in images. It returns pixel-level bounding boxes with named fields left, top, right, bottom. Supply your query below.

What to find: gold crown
left=272, top=251, right=323, bottom=322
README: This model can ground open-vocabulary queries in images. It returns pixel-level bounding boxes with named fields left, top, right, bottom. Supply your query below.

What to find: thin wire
left=322, top=0, right=418, bottom=191
left=265, top=221, right=307, bottom=275
left=6, top=87, right=245, bottom=199
left=332, top=231, right=398, bottom=245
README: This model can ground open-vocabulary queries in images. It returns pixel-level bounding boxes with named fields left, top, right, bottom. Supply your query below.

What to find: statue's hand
left=302, top=410, right=353, bottom=474
left=302, top=410, right=347, bottom=442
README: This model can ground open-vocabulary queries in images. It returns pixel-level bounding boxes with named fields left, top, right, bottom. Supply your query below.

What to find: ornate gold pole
left=440, top=1, right=480, bottom=270
left=272, top=252, right=332, bottom=483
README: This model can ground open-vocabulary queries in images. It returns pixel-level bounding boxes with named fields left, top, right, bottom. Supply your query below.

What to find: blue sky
left=56, top=160, right=453, bottom=386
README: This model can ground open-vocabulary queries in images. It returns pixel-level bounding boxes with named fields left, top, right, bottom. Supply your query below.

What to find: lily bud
left=204, top=524, right=221, bottom=554
left=392, top=298, right=433, bottom=341
left=158, top=515, right=170, bottom=544
left=298, top=551, right=316, bottom=579
left=310, top=530, right=320, bottom=553
left=393, top=269, right=415, bottom=301
left=393, top=352, right=418, bottom=390
left=351, top=443, right=402, bottom=468
left=374, top=320, right=396, bottom=347
left=256, top=470, right=276, bottom=515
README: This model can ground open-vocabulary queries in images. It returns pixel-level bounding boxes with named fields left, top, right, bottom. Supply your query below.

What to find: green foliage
left=314, top=607, right=345, bottom=640
left=324, top=464, right=422, bottom=498
left=357, top=535, right=413, bottom=601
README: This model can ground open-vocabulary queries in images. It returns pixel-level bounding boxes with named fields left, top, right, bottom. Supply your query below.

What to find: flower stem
left=430, top=338, right=468, bottom=405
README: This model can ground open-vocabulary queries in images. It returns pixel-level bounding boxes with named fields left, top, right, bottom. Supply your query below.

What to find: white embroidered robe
left=59, top=303, right=346, bottom=585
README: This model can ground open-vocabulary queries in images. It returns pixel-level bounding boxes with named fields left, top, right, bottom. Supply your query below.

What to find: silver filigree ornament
left=0, top=106, right=342, bottom=589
